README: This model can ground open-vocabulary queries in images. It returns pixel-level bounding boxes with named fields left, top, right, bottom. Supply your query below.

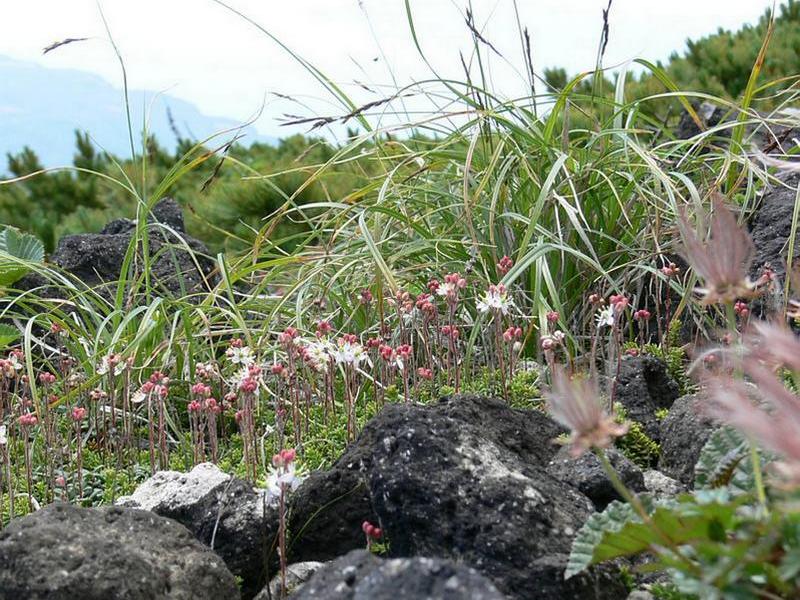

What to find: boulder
left=20, top=197, right=215, bottom=298
left=289, top=395, right=627, bottom=599
left=643, top=469, right=685, bottom=499
left=288, top=549, right=504, bottom=600
left=614, top=356, right=680, bottom=441
left=547, top=446, right=645, bottom=510
left=118, top=462, right=275, bottom=599
left=749, top=171, right=800, bottom=315
left=0, top=503, right=238, bottom=600
left=256, top=562, right=325, bottom=599
left=674, top=101, right=727, bottom=141
left=658, top=394, right=718, bottom=486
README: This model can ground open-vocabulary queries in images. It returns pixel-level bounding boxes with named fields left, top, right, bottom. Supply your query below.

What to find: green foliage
left=459, top=368, right=542, bottom=410
left=555, top=2, right=800, bottom=126
left=0, top=132, right=378, bottom=255
left=651, top=584, right=698, bottom=600
left=694, top=427, right=751, bottom=491
left=614, top=406, right=661, bottom=468
left=643, top=321, right=693, bottom=396
left=0, top=324, right=20, bottom=349
left=566, top=489, right=742, bottom=578
left=0, top=226, right=45, bottom=285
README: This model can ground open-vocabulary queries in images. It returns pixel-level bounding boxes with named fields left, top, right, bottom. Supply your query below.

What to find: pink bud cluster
left=498, top=255, right=513, bottom=275
left=440, top=325, right=459, bottom=341
left=142, top=371, right=170, bottom=397
left=315, top=320, right=332, bottom=337
left=272, top=448, right=297, bottom=469
left=734, top=301, right=749, bottom=318
left=38, top=372, right=56, bottom=386
left=362, top=520, right=383, bottom=541
left=503, top=326, right=523, bottom=343
left=417, top=367, right=433, bottom=380
left=278, top=327, right=299, bottom=346
left=18, top=413, right=37, bottom=427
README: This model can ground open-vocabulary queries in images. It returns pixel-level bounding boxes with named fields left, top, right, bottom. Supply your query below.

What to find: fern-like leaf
left=694, top=426, right=750, bottom=491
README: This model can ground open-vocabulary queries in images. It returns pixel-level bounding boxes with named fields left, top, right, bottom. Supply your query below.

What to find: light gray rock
left=119, top=462, right=276, bottom=600
left=256, top=561, right=326, bottom=599
left=643, top=469, right=685, bottom=499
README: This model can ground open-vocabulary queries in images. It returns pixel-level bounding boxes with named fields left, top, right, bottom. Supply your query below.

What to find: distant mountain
left=0, top=55, right=273, bottom=167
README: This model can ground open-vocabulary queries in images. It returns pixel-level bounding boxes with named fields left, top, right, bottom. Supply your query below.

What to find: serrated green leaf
left=0, top=227, right=45, bottom=286
left=566, top=493, right=739, bottom=579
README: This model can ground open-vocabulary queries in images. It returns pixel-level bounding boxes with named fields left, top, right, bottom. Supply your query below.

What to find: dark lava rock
left=0, top=502, right=238, bottom=600
left=118, top=462, right=275, bottom=600
left=289, top=459, right=378, bottom=564
left=20, top=197, right=215, bottom=298
left=614, top=356, right=680, bottom=441
left=749, top=171, right=800, bottom=314
left=290, top=395, right=627, bottom=599
left=289, top=549, right=504, bottom=600
left=548, top=446, right=645, bottom=510
left=658, top=394, right=718, bottom=487
left=674, top=101, right=727, bottom=140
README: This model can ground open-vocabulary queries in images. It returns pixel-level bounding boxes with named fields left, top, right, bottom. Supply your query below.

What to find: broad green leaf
left=0, top=324, right=20, bottom=348
left=0, top=227, right=45, bottom=286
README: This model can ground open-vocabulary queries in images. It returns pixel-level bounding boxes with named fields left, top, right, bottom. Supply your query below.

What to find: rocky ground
left=0, top=372, right=720, bottom=599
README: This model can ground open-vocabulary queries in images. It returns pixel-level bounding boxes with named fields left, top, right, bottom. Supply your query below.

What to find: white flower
left=195, top=362, right=218, bottom=379
left=265, top=464, right=305, bottom=505
left=131, top=388, right=147, bottom=405
left=436, top=282, right=458, bottom=298
left=305, top=340, right=333, bottom=372
left=97, top=354, right=126, bottom=376
left=8, top=353, right=23, bottom=371
left=595, top=306, right=615, bottom=329
left=333, top=339, right=367, bottom=366
left=226, top=346, right=255, bottom=367
left=0, top=425, right=6, bottom=446
left=476, top=284, right=514, bottom=315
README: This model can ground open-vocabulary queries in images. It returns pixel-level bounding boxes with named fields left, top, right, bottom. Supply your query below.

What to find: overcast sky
left=0, top=1, right=778, bottom=140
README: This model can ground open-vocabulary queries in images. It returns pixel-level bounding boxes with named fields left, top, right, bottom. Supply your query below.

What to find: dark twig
left=43, top=37, right=89, bottom=55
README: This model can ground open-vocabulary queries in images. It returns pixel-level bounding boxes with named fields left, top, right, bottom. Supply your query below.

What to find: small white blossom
left=595, top=306, right=615, bottom=329
left=131, top=388, right=147, bottom=405
left=476, top=284, right=514, bottom=315
left=97, top=354, right=126, bottom=376
left=305, top=340, right=333, bottom=372
left=8, top=353, right=23, bottom=372
left=226, top=346, right=255, bottom=367
left=333, top=339, right=367, bottom=366
left=195, top=361, right=219, bottom=379
left=265, top=463, right=305, bottom=505
left=436, top=282, right=458, bottom=298
left=0, top=425, right=6, bottom=446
